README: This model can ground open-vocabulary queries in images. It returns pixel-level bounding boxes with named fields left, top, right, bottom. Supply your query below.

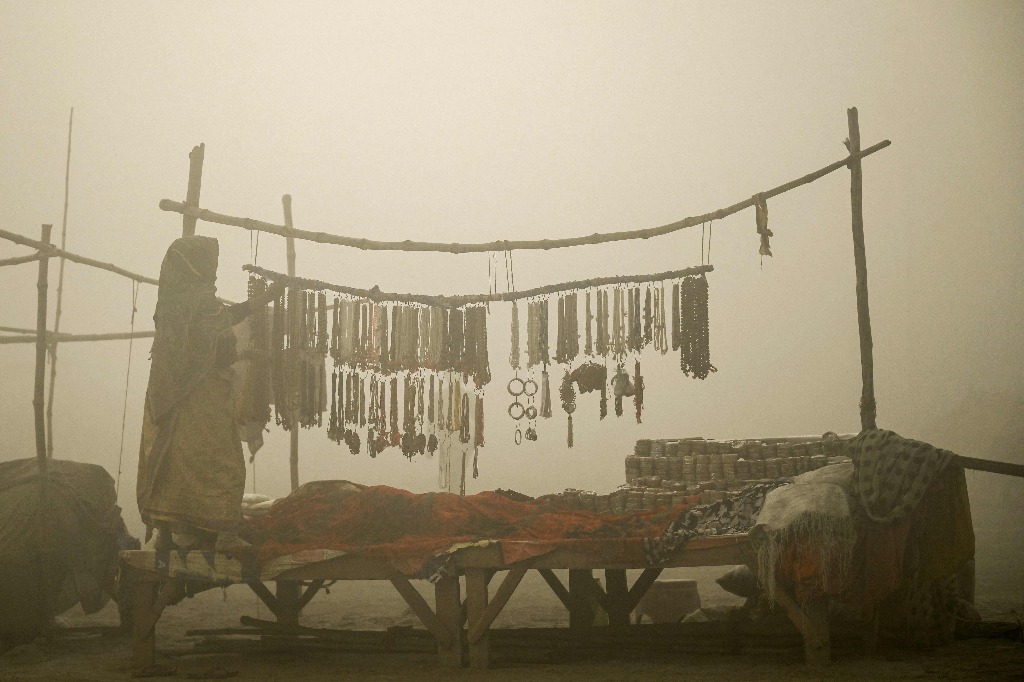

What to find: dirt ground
left=2, top=567, right=1022, bottom=681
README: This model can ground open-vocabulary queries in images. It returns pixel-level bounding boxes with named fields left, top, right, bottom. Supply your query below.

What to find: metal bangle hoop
left=507, top=377, right=526, bottom=397
left=523, top=379, right=539, bottom=396
left=524, top=405, right=538, bottom=420
left=508, top=401, right=526, bottom=420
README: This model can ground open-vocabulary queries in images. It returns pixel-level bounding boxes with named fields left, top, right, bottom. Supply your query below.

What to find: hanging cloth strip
left=754, top=193, right=773, bottom=257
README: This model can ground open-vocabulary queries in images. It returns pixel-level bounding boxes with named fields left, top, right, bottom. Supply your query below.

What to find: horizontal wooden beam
left=0, top=227, right=159, bottom=285
left=0, top=329, right=155, bottom=345
left=955, top=454, right=1024, bottom=479
left=244, top=263, right=713, bottom=308
left=159, top=140, right=890, bottom=254
left=0, top=251, right=48, bottom=267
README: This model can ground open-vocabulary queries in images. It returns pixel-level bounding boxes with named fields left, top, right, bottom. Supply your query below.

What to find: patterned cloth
left=643, top=482, right=785, bottom=564
left=847, top=429, right=955, bottom=523
left=137, top=236, right=247, bottom=537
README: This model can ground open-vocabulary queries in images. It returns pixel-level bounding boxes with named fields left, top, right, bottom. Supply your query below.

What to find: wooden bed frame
left=121, top=533, right=835, bottom=670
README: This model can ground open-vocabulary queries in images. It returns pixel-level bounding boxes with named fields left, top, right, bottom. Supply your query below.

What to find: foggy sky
left=1, top=1, right=1022, bottom=539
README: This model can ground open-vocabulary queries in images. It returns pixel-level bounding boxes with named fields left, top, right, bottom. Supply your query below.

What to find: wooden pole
left=0, top=227, right=158, bottom=285
left=0, top=252, right=49, bottom=267
left=242, top=262, right=714, bottom=309
left=46, top=107, right=74, bottom=459
left=182, top=143, right=205, bottom=237
left=34, top=225, right=53, bottom=469
left=0, top=329, right=155, bottom=345
left=954, top=455, right=1024, bottom=479
left=283, top=194, right=299, bottom=492
left=159, top=140, right=891, bottom=254
left=275, top=194, right=303, bottom=618
left=847, top=107, right=876, bottom=431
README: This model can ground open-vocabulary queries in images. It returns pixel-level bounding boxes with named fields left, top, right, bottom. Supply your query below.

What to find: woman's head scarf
left=144, top=236, right=234, bottom=421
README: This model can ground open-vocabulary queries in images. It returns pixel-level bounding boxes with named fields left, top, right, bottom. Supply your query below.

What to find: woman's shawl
left=144, top=235, right=235, bottom=423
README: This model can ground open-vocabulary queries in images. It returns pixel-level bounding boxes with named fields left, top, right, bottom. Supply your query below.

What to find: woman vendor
left=137, top=235, right=283, bottom=554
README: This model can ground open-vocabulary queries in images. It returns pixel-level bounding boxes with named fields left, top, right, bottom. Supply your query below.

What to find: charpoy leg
left=434, top=575, right=464, bottom=668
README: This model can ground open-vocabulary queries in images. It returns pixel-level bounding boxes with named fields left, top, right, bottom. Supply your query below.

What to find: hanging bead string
left=251, top=264, right=711, bottom=464
left=680, top=273, right=715, bottom=379
left=509, top=301, right=520, bottom=371
left=584, top=291, right=593, bottom=356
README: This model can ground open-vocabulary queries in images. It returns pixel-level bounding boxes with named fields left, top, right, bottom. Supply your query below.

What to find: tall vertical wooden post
left=283, top=194, right=299, bottom=492
left=275, top=195, right=302, bottom=624
left=182, top=143, right=205, bottom=237
left=847, top=107, right=877, bottom=431
left=46, top=107, right=74, bottom=459
left=34, top=225, right=53, bottom=470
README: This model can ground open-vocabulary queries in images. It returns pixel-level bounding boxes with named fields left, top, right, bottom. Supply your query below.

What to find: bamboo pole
left=954, top=455, right=1024, bottom=479
left=159, top=140, right=890, bottom=254
left=182, top=144, right=205, bottom=237
left=0, top=330, right=154, bottom=345
left=47, top=107, right=74, bottom=459
left=0, top=252, right=48, bottom=267
left=243, top=263, right=714, bottom=308
left=34, top=225, right=53, bottom=469
left=847, top=108, right=876, bottom=431
left=283, top=195, right=300, bottom=492
left=0, top=227, right=158, bottom=285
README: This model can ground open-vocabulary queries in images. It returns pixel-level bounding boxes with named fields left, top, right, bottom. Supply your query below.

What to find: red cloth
left=243, top=481, right=686, bottom=576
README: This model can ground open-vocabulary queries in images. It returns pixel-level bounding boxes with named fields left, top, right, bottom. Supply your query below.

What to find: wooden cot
left=121, top=533, right=834, bottom=670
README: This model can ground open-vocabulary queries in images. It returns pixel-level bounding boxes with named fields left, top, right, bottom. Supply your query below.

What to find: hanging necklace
left=671, top=282, right=680, bottom=352
left=509, top=300, right=521, bottom=371
left=460, top=392, right=471, bottom=444
left=584, top=291, right=593, bottom=356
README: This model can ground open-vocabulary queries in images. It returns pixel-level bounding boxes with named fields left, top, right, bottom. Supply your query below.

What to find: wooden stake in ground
left=847, top=107, right=877, bottom=431
left=34, top=224, right=53, bottom=469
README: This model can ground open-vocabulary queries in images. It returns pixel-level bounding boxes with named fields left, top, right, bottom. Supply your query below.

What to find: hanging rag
left=754, top=193, right=773, bottom=257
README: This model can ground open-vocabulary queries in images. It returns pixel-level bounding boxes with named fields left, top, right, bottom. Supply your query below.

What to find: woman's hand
left=249, top=281, right=286, bottom=307
left=266, top=282, right=287, bottom=301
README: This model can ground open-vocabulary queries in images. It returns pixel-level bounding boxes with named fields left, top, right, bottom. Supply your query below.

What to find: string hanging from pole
left=114, top=280, right=140, bottom=500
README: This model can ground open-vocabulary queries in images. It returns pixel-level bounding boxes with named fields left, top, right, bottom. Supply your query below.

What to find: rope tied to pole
left=115, top=280, right=140, bottom=500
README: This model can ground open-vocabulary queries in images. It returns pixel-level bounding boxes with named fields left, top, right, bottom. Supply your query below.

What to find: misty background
left=1, top=2, right=1021, bottom=613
